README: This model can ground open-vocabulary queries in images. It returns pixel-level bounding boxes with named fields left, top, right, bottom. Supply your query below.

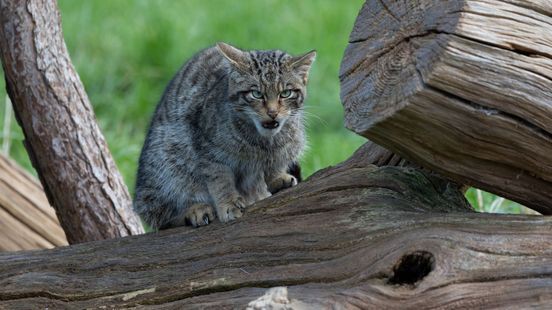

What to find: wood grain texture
left=0, top=154, right=67, bottom=251
left=0, top=0, right=144, bottom=243
left=0, top=144, right=550, bottom=309
left=340, top=0, right=552, bottom=214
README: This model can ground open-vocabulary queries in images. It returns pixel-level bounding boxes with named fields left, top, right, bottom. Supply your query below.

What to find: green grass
left=465, top=188, right=537, bottom=214
left=0, top=1, right=537, bottom=215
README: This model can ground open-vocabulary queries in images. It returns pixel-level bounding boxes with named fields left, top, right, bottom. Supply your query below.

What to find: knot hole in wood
left=388, top=250, right=435, bottom=286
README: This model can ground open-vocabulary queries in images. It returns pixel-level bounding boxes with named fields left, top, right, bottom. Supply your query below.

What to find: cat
left=134, top=42, right=315, bottom=230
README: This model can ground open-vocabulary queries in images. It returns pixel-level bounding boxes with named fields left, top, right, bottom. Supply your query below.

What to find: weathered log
left=0, top=154, right=67, bottom=251
left=1, top=144, right=550, bottom=309
left=340, top=0, right=552, bottom=214
left=0, top=0, right=144, bottom=243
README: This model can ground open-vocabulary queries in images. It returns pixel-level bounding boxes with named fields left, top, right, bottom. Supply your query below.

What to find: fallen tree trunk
left=0, top=154, right=67, bottom=251
left=340, top=0, right=552, bottom=214
left=1, top=144, right=550, bottom=309
left=0, top=0, right=144, bottom=243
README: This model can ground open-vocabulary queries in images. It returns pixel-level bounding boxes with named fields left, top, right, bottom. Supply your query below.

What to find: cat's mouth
left=261, top=120, right=280, bottom=129
left=253, top=118, right=285, bottom=138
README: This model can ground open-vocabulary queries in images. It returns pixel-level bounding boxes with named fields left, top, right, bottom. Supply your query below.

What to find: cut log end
left=340, top=0, right=552, bottom=214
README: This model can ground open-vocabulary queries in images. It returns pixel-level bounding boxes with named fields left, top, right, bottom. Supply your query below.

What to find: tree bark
left=0, top=154, right=67, bottom=251
left=0, top=0, right=144, bottom=243
left=1, top=144, right=550, bottom=309
left=340, top=0, right=552, bottom=215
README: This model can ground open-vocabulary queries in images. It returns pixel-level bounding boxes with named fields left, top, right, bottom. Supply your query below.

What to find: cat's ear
left=289, top=50, right=316, bottom=83
left=216, top=42, right=248, bottom=71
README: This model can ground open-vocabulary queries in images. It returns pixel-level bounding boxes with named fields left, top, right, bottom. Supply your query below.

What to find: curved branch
left=0, top=0, right=143, bottom=243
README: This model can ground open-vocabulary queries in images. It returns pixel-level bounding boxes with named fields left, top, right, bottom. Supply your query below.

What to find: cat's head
left=216, top=42, right=315, bottom=137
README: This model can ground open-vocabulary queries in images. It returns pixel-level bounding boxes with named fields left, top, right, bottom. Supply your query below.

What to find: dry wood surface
left=0, top=154, right=67, bottom=251
left=0, top=143, right=550, bottom=309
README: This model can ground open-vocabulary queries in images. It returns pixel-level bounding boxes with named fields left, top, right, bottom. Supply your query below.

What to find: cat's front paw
left=184, top=203, right=215, bottom=227
left=216, top=196, right=246, bottom=223
left=268, top=173, right=298, bottom=194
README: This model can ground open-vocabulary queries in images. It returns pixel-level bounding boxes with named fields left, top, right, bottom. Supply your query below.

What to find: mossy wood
left=340, top=0, right=552, bottom=215
left=1, top=143, right=551, bottom=308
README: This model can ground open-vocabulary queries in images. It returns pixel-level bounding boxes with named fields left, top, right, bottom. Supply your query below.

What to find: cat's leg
left=267, top=172, right=298, bottom=194
left=239, top=171, right=272, bottom=205
left=157, top=202, right=215, bottom=229
left=242, top=180, right=271, bottom=206
left=254, top=181, right=272, bottom=202
left=205, top=164, right=246, bottom=223
left=184, top=203, right=215, bottom=227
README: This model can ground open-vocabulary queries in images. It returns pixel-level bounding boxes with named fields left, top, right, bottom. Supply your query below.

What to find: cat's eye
left=250, top=90, right=263, bottom=99
left=280, top=90, right=293, bottom=98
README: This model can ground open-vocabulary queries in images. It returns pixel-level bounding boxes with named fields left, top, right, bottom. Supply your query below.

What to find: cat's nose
left=267, top=109, right=278, bottom=119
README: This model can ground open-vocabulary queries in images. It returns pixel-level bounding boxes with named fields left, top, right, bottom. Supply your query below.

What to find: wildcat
left=134, top=42, right=315, bottom=230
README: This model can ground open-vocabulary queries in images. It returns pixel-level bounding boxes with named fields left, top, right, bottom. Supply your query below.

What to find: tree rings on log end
left=339, top=0, right=552, bottom=214
left=339, top=0, right=462, bottom=133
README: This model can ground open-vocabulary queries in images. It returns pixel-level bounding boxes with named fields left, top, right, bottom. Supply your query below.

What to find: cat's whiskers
left=291, top=107, right=327, bottom=128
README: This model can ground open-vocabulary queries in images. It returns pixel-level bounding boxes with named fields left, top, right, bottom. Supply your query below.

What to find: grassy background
left=0, top=0, right=536, bottom=214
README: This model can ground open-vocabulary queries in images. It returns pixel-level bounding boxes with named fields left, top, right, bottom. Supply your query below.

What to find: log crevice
left=423, top=83, right=552, bottom=145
